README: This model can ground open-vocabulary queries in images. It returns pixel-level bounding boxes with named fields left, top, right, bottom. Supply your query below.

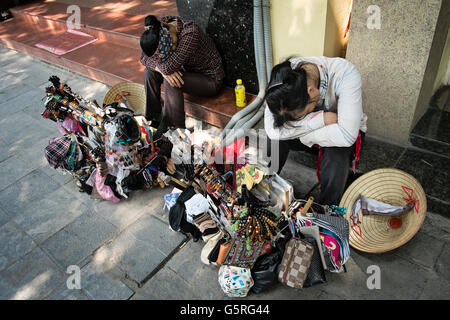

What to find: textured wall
left=346, top=0, right=444, bottom=145
left=176, top=0, right=258, bottom=94
left=270, top=0, right=328, bottom=64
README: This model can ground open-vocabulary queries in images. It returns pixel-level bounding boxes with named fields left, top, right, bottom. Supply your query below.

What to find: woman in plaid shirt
left=140, top=15, right=225, bottom=128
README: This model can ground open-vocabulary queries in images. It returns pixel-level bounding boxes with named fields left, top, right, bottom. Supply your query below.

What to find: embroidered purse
left=222, top=237, right=265, bottom=269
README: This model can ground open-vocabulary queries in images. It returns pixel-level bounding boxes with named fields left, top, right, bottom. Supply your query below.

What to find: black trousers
left=144, top=67, right=222, bottom=128
left=269, top=137, right=361, bottom=206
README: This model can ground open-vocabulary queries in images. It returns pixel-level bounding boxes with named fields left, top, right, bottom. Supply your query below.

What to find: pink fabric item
left=95, top=170, right=120, bottom=203
left=320, top=233, right=341, bottom=268
left=56, top=122, right=66, bottom=135
left=57, top=117, right=81, bottom=135
left=35, top=29, right=98, bottom=56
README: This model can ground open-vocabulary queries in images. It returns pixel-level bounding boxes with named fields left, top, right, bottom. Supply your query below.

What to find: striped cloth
left=297, top=212, right=350, bottom=272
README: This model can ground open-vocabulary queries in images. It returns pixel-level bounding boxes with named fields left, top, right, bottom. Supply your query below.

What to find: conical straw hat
left=103, top=82, right=146, bottom=115
left=339, top=168, right=427, bottom=253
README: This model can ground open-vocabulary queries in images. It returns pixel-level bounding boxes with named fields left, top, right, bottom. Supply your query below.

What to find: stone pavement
left=0, top=45, right=449, bottom=300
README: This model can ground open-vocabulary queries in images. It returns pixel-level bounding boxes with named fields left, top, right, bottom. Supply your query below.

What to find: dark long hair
left=265, top=59, right=309, bottom=127
left=140, top=15, right=161, bottom=57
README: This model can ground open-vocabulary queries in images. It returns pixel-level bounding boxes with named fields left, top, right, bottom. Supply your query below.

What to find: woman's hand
left=164, top=71, right=184, bottom=88
left=323, top=112, right=338, bottom=125
left=155, top=66, right=184, bottom=88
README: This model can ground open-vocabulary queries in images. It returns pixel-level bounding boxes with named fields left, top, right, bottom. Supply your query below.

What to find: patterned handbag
left=222, top=238, right=265, bottom=269
left=218, top=265, right=254, bottom=298
left=278, top=237, right=314, bottom=289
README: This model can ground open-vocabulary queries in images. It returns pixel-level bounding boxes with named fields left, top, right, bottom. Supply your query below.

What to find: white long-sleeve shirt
left=264, top=56, right=368, bottom=147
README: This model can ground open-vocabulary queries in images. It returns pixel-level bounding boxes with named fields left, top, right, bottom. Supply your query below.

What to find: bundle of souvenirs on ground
left=165, top=165, right=351, bottom=296
left=161, top=133, right=352, bottom=297
left=41, top=76, right=191, bottom=201
left=42, top=76, right=410, bottom=298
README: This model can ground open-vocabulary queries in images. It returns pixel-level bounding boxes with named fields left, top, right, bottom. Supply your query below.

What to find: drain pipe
left=232, top=0, right=272, bottom=132
left=262, top=0, right=273, bottom=82
left=221, top=0, right=272, bottom=147
left=221, top=0, right=270, bottom=146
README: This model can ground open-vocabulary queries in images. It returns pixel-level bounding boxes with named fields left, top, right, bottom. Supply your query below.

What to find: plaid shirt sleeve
left=140, top=52, right=157, bottom=70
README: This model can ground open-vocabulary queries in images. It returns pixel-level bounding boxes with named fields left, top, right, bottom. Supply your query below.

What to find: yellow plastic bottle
left=235, top=79, right=247, bottom=107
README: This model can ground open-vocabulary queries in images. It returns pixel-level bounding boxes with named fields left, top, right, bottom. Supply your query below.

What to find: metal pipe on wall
left=262, top=0, right=273, bottom=82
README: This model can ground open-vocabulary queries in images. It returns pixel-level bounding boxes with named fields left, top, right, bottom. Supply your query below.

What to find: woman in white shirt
left=264, top=57, right=367, bottom=205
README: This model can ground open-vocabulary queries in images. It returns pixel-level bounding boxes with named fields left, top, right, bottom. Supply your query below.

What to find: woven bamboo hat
left=339, top=168, right=427, bottom=254
left=103, top=82, right=146, bottom=115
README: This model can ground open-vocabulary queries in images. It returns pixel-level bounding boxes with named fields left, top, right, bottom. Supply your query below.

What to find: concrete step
left=10, top=1, right=143, bottom=49
left=0, top=13, right=144, bottom=82
left=410, top=107, right=450, bottom=158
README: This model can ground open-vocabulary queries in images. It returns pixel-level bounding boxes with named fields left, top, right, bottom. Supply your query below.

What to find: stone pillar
left=345, top=0, right=447, bottom=145
left=176, top=0, right=258, bottom=94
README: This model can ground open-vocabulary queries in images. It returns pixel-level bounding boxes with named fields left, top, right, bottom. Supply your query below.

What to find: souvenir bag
left=320, top=232, right=342, bottom=271
left=216, top=241, right=231, bottom=265
left=300, top=225, right=327, bottom=270
left=201, top=230, right=223, bottom=265
left=311, top=213, right=349, bottom=243
left=45, top=134, right=82, bottom=171
left=207, top=237, right=227, bottom=263
left=222, top=237, right=265, bottom=269
left=218, top=265, right=254, bottom=298
left=278, top=237, right=314, bottom=289
left=222, top=186, right=279, bottom=269
left=45, top=136, right=72, bottom=170
left=309, top=212, right=350, bottom=272
left=302, top=237, right=326, bottom=287
left=294, top=197, right=350, bottom=273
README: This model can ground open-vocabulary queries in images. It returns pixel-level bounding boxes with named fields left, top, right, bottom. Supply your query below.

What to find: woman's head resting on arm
left=140, top=15, right=162, bottom=57
left=140, top=15, right=177, bottom=62
left=266, top=59, right=321, bottom=128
